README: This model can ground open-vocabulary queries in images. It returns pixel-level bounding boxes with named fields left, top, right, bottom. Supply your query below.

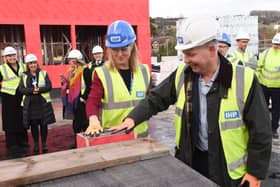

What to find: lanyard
left=32, top=76, right=37, bottom=87
left=129, top=72, right=133, bottom=94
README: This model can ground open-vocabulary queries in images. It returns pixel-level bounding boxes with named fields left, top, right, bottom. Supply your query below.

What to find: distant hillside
left=151, top=11, right=280, bottom=56
left=250, top=10, right=280, bottom=24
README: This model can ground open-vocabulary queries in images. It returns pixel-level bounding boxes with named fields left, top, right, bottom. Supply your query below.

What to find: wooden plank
left=25, top=156, right=218, bottom=187
left=0, top=138, right=169, bottom=187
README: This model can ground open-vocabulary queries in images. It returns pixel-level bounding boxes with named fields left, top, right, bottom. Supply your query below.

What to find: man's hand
left=240, top=173, right=261, bottom=187
left=109, top=118, right=135, bottom=133
left=85, top=115, right=103, bottom=135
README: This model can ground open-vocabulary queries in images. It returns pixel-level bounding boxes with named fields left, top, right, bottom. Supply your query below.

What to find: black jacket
left=19, top=70, right=56, bottom=128
left=81, top=60, right=105, bottom=101
left=128, top=54, right=272, bottom=186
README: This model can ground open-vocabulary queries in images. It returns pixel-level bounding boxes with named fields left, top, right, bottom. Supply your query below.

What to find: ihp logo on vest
left=136, top=91, right=145, bottom=98
left=224, top=110, right=240, bottom=119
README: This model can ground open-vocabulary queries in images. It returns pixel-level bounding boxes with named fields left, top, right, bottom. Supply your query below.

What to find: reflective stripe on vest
left=21, top=70, right=51, bottom=106
left=174, top=63, right=254, bottom=179
left=0, top=62, right=25, bottom=95
left=95, top=63, right=150, bottom=134
left=174, top=63, right=188, bottom=147
left=257, top=48, right=280, bottom=87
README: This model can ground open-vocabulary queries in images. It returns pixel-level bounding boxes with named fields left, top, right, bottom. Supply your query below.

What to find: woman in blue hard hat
left=0, top=46, right=29, bottom=159
left=85, top=20, right=150, bottom=137
left=19, top=54, right=55, bottom=154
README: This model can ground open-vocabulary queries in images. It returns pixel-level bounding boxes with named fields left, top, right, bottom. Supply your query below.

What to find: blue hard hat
left=106, top=20, right=136, bottom=48
left=219, top=33, right=231, bottom=47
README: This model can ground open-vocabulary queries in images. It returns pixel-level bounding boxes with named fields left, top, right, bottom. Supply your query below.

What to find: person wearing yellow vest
left=85, top=20, right=150, bottom=137
left=228, top=31, right=257, bottom=69
left=61, top=49, right=88, bottom=148
left=0, top=46, right=28, bottom=159
left=111, top=16, right=272, bottom=187
left=19, top=54, right=55, bottom=154
left=256, top=32, right=280, bottom=139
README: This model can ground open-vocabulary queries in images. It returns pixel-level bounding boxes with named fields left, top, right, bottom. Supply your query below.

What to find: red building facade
left=0, top=0, right=151, bottom=87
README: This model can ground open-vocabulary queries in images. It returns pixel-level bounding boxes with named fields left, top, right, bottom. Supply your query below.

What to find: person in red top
left=85, top=20, right=150, bottom=136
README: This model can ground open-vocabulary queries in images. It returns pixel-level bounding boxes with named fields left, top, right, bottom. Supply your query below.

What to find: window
left=0, top=25, right=25, bottom=64
left=76, top=26, right=107, bottom=63
left=40, top=26, right=71, bottom=65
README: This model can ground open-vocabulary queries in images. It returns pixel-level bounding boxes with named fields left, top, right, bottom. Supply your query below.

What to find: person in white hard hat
left=0, top=46, right=28, bottom=159
left=228, top=31, right=255, bottom=66
left=91, top=45, right=104, bottom=67
left=256, top=32, right=280, bottom=139
left=60, top=49, right=88, bottom=148
left=110, top=16, right=271, bottom=187
left=19, top=53, right=55, bottom=154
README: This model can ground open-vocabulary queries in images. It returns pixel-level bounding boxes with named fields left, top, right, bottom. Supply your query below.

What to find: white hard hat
left=92, top=45, right=103, bottom=54
left=175, top=16, right=220, bottom=51
left=25, top=54, right=38, bottom=63
left=68, top=49, right=84, bottom=63
left=272, top=33, right=280, bottom=44
left=235, top=31, right=250, bottom=40
left=3, top=46, right=17, bottom=56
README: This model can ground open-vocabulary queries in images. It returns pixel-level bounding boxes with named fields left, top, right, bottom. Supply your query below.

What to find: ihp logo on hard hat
left=224, top=110, right=240, bottom=119
left=109, top=35, right=122, bottom=43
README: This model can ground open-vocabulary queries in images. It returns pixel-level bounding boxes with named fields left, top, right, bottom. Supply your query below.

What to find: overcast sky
left=149, top=0, right=280, bottom=18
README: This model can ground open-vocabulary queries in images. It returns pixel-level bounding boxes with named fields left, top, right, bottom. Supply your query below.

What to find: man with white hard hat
left=256, top=32, right=280, bottom=139
left=228, top=31, right=255, bottom=66
left=110, top=16, right=271, bottom=187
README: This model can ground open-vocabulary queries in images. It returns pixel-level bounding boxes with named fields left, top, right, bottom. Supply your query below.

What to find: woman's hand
left=85, top=115, right=103, bottom=135
left=33, top=87, right=39, bottom=94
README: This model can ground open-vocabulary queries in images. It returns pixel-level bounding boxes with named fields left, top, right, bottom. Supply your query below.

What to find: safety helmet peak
left=25, top=54, right=38, bottom=63
left=175, top=16, right=220, bottom=51
left=3, top=46, right=17, bottom=56
left=219, top=32, right=231, bottom=47
left=272, top=33, right=280, bottom=44
left=106, top=20, right=136, bottom=48
left=92, top=45, right=104, bottom=54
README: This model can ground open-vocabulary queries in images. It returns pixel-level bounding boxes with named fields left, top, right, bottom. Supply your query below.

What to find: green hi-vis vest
left=21, top=70, right=52, bottom=106
left=81, top=63, right=93, bottom=95
left=256, top=48, right=280, bottom=88
left=95, top=63, right=150, bottom=135
left=0, top=62, right=25, bottom=95
left=228, top=49, right=255, bottom=65
left=174, top=63, right=254, bottom=179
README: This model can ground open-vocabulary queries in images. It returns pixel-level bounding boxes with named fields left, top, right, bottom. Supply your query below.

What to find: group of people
left=0, top=47, right=55, bottom=158
left=217, top=30, right=280, bottom=139
left=0, top=17, right=277, bottom=187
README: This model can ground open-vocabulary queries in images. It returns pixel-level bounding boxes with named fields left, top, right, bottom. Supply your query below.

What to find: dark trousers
left=73, top=102, right=88, bottom=133
left=30, top=119, right=48, bottom=145
left=262, top=86, right=280, bottom=131
left=5, top=131, right=29, bottom=159
left=192, top=147, right=209, bottom=178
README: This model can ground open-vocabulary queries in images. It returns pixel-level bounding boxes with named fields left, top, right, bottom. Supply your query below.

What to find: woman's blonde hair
left=107, top=42, right=140, bottom=73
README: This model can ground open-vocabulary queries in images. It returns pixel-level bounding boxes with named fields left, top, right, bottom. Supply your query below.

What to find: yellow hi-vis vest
left=228, top=49, right=255, bottom=65
left=174, top=63, right=254, bottom=179
left=81, top=63, right=93, bottom=95
left=256, top=48, right=280, bottom=88
left=21, top=70, right=52, bottom=106
left=0, top=62, right=25, bottom=95
left=95, top=63, right=150, bottom=135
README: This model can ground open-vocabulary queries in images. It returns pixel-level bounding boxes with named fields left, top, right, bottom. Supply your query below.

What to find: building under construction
left=0, top=0, right=151, bottom=87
